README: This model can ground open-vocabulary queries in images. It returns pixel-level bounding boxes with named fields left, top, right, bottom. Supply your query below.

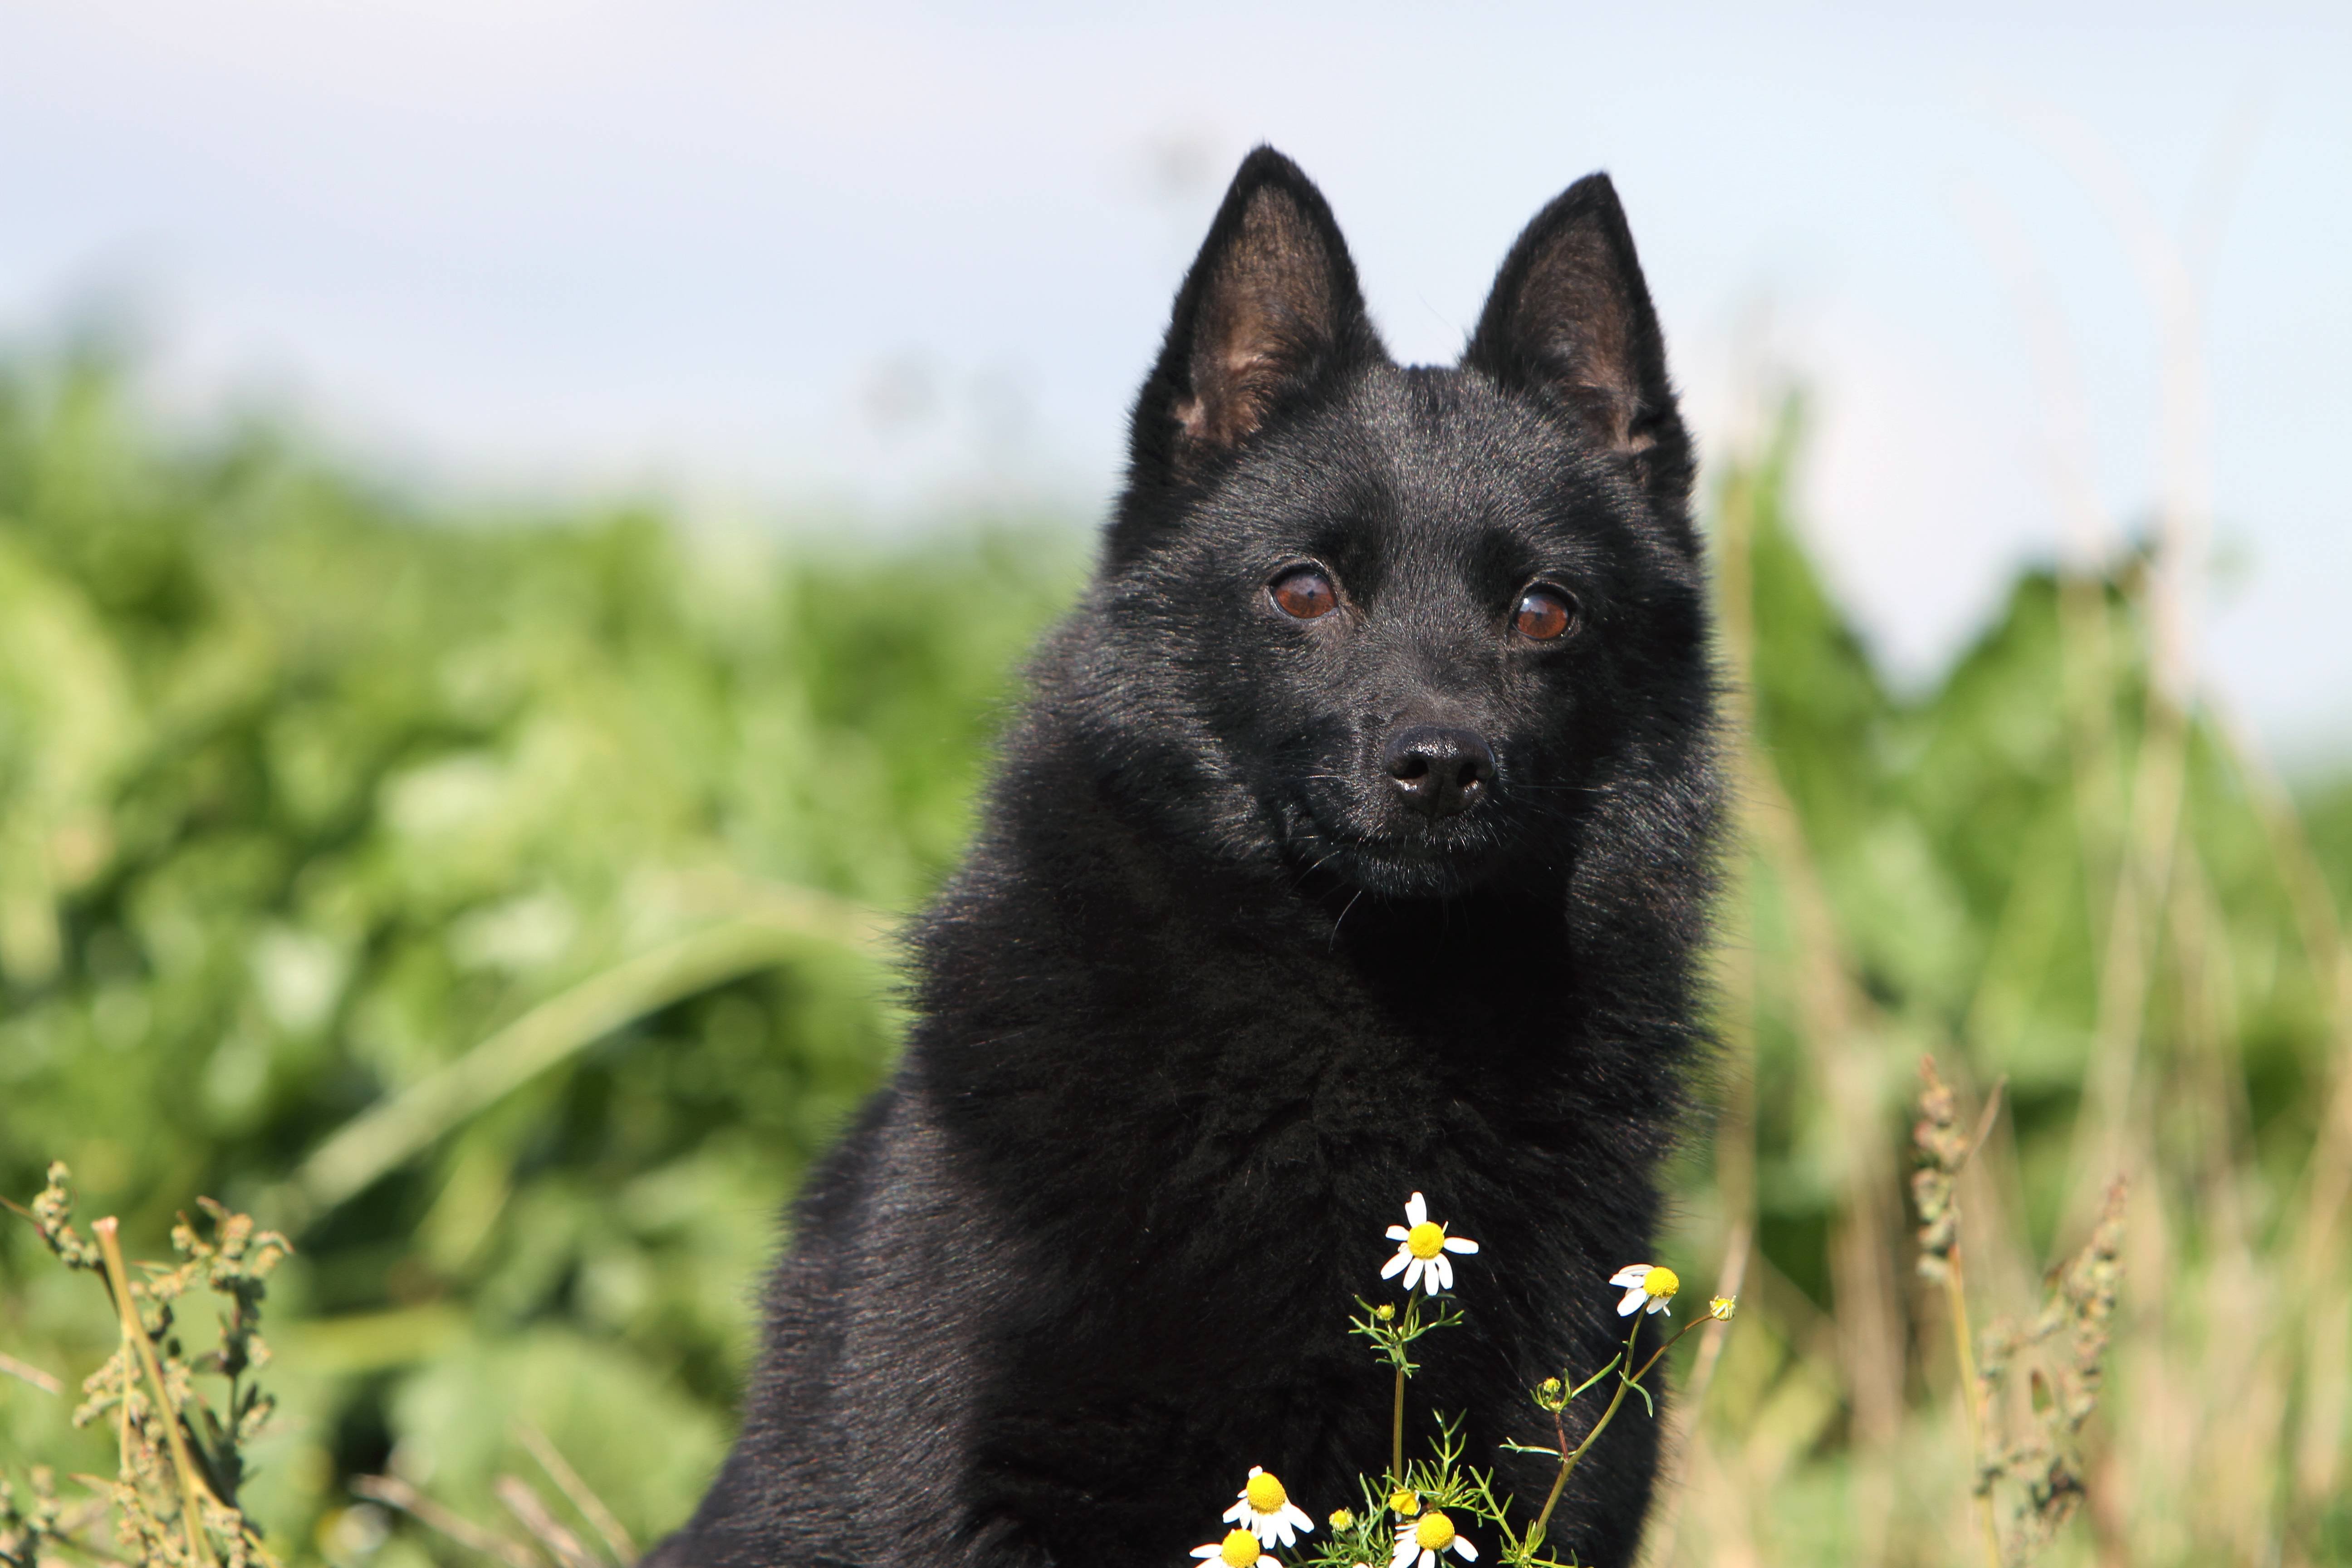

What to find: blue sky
left=3, top=1, right=2347, bottom=758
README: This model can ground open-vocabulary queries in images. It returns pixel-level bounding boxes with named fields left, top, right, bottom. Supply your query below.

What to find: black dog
left=653, top=147, right=1719, bottom=1568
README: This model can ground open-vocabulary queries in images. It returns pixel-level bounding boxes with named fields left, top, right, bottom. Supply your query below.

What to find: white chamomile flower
left=1193, top=1528, right=1271, bottom=1567
left=1380, top=1192, right=1480, bottom=1295
left=1390, top=1508, right=1477, bottom=1568
left=1222, top=1466, right=1314, bottom=1547
left=1610, top=1262, right=1680, bottom=1317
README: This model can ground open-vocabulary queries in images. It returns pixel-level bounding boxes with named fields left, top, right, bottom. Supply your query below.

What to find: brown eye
left=1270, top=566, right=1338, bottom=620
left=1513, top=586, right=1577, bottom=641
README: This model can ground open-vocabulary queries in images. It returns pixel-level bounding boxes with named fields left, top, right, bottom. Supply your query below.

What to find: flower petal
left=1406, top=1192, right=1429, bottom=1227
left=1392, top=1535, right=1418, bottom=1568
left=1283, top=1504, right=1313, bottom=1533
left=1193, top=1548, right=1222, bottom=1561
left=1431, top=1254, right=1454, bottom=1292
left=1444, top=1236, right=1480, bottom=1254
left=1610, top=1264, right=1649, bottom=1288
left=1617, top=1285, right=1647, bottom=1316
left=1649, top=1295, right=1671, bottom=1315
left=1224, top=1502, right=1248, bottom=1524
left=1387, top=1225, right=1411, bottom=1241
left=1402, top=1256, right=1426, bottom=1292
left=1453, top=1537, right=1479, bottom=1562
left=1381, top=1249, right=1411, bottom=1280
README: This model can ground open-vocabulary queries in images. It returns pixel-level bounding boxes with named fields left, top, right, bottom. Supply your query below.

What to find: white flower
left=1222, top=1467, right=1313, bottom=1547
left=1193, top=1528, right=1270, bottom=1567
left=1390, top=1508, right=1477, bottom=1568
left=1380, top=1192, right=1480, bottom=1295
left=1610, top=1262, right=1680, bottom=1317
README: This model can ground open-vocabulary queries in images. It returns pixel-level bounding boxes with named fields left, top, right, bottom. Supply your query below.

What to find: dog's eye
left=1513, top=586, right=1578, bottom=641
left=1269, top=566, right=1339, bottom=620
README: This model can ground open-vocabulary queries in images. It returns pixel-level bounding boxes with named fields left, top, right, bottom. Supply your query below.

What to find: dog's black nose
left=1382, top=725, right=1496, bottom=818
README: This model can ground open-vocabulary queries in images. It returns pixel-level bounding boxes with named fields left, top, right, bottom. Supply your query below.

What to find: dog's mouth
left=1308, top=831, right=1511, bottom=899
left=1283, top=781, right=1515, bottom=896
left=1316, top=823, right=1478, bottom=859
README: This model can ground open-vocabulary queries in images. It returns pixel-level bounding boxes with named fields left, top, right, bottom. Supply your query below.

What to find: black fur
left=653, top=147, right=1719, bottom=1568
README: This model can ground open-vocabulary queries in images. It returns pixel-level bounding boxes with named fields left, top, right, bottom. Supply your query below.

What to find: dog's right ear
left=1463, top=174, right=1692, bottom=519
left=1125, top=147, right=1375, bottom=495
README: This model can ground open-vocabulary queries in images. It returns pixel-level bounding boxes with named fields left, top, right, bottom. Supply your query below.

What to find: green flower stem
left=1522, top=1397, right=1578, bottom=1556
left=1563, top=1354, right=1622, bottom=1403
left=1392, top=1364, right=1407, bottom=1488
left=1625, top=1315, right=1705, bottom=1389
left=1522, top=1311, right=1709, bottom=1557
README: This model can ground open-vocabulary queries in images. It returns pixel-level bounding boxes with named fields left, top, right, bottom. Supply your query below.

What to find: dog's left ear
left=1464, top=174, right=1692, bottom=516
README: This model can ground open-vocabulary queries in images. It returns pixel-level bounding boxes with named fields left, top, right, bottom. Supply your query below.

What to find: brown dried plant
left=1910, top=1057, right=2007, bottom=1567
left=1913, top=1062, right=2130, bottom=1567
left=1974, top=1178, right=2128, bottom=1564
left=2, top=1163, right=290, bottom=1568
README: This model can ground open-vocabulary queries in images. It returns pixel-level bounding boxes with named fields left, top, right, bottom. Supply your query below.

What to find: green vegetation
left=0, top=351, right=1082, bottom=1563
left=2, top=355, right=2348, bottom=1565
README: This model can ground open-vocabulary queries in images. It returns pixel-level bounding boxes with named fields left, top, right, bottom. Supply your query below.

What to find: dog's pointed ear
left=1464, top=174, right=1691, bottom=511
left=1129, top=147, right=1376, bottom=487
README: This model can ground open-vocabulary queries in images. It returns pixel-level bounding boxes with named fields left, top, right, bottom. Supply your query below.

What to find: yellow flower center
left=1218, top=1529, right=1261, bottom=1567
left=1642, top=1265, right=1679, bottom=1299
left=1406, top=1221, right=1446, bottom=1259
left=1329, top=1509, right=1355, bottom=1529
left=1389, top=1488, right=1420, bottom=1518
left=1245, top=1472, right=1288, bottom=1513
left=1414, top=1510, right=1457, bottom=1551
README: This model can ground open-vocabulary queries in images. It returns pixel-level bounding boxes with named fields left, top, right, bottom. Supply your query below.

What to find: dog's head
left=1072, top=147, right=1710, bottom=902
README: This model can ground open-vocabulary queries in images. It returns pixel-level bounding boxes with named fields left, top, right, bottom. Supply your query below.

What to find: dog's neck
left=920, top=734, right=1595, bottom=1067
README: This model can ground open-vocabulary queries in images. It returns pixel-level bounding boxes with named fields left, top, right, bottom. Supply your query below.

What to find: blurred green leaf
left=5, top=355, right=2349, bottom=1565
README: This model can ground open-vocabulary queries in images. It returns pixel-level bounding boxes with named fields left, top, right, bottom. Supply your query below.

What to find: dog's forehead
left=1183, top=363, right=1635, bottom=587
left=1340, top=366, right=1615, bottom=559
